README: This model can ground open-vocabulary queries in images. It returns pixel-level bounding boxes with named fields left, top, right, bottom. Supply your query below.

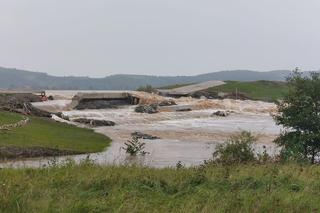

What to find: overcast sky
left=0, top=0, right=319, bottom=77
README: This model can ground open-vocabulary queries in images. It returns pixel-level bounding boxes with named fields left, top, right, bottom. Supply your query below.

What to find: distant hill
left=0, top=67, right=313, bottom=90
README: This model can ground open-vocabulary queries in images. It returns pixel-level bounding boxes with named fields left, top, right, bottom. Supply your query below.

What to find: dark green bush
left=211, top=131, right=257, bottom=164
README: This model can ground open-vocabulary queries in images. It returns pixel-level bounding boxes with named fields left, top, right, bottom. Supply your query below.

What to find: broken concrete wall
left=70, top=92, right=140, bottom=110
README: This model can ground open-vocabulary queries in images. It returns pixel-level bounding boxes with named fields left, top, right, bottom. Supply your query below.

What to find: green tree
left=274, top=70, right=320, bottom=163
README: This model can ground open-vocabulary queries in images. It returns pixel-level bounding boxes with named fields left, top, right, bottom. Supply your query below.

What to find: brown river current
left=1, top=93, right=282, bottom=168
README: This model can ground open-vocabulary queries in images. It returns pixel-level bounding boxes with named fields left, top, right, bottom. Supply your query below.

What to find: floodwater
left=1, top=96, right=282, bottom=168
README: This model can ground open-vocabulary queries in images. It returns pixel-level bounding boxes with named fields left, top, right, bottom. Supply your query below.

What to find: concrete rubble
left=135, top=104, right=159, bottom=114
left=131, top=131, right=161, bottom=140
left=73, top=118, right=116, bottom=127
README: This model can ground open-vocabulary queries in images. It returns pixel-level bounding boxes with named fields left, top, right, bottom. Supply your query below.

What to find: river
left=1, top=94, right=282, bottom=168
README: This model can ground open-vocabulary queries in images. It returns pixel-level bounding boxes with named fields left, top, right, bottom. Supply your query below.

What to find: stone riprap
left=0, top=117, right=30, bottom=131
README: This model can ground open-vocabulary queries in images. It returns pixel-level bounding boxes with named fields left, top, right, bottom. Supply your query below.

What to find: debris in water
left=73, top=118, right=116, bottom=127
left=211, top=110, right=230, bottom=117
left=158, top=99, right=177, bottom=106
left=135, top=104, right=159, bottom=114
left=131, top=131, right=161, bottom=140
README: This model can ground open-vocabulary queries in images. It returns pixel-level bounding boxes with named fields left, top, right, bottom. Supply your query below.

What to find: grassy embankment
left=1, top=162, right=320, bottom=212
left=208, top=81, right=289, bottom=102
left=161, top=81, right=289, bottom=102
left=0, top=111, right=22, bottom=125
left=0, top=111, right=111, bottom=157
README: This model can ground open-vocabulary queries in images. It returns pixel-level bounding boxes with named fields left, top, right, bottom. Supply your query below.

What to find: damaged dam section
left=70, top=92, right=140, bottom=110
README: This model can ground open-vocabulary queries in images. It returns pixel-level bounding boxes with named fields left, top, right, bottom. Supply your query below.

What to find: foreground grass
left=208, top=81, right=289, bottom=102
left=0, top=111, right=111, bottom=153
left=1, top=162, right=320, bottom=212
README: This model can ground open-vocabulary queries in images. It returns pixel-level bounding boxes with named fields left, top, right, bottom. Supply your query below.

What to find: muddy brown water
left=0, top=97, right=281, bottom=168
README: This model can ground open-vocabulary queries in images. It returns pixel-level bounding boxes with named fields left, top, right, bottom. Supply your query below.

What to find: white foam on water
left=1, top=96, right=281, bottom=168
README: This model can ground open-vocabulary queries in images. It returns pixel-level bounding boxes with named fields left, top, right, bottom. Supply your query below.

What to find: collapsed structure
left=70, top=92, right=141, bottom=110
left=158, top=80, right=225, bottom=97
left=0, top=90, right=52, bottom=116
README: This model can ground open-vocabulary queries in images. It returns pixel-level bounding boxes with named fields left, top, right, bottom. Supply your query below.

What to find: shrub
left=257, top=145, right=273, bottom=163
left=122, top=136, right=148, bottom=156
left=176, top=161, right=184, bottom=169
left=211, top=131, right=257, bottom=164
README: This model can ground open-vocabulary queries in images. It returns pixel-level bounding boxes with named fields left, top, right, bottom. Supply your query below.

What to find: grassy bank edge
left=0, top=111, right=112, bottom=159
left=159, top=80, right=289, bottom=102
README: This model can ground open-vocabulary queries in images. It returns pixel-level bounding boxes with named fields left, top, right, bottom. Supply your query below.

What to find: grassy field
left=0, top=111, right=111, bottom=154
left=207, top=81, right=289, bottom=102
left=0, top=162, right=320, bottom=212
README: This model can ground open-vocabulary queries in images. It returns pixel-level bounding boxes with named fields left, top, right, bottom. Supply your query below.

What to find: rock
left=0, top=117, right=29, bottom=131
left=91, top=119, right=115, bottom=127
left=131, top=131, right=160, bottom=140
left=190, top=91, right=219, bottom=99
left=55, top=112, right=70, bottom=121
left=135, top=104, right=158, bottom=114
left=174, top=105, right=192, bottom=112
left=176, top=108, right=192, bottom=112
left=73, top=118, right=115, bottom=127
left=211, top=110, right=230, bottom=117
left=158, top=99, right=177, bottom=106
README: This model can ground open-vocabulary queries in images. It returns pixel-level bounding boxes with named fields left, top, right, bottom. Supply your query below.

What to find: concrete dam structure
left=70, top=92, right=140, bottom=110
left=158, top=80, right=225, bottom=97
